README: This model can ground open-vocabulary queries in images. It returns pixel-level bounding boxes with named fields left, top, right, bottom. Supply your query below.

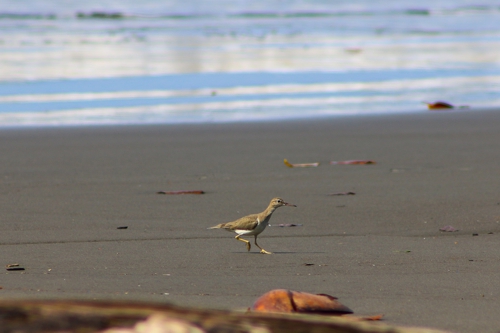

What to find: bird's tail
left=207, top=223, right=227, bottom=230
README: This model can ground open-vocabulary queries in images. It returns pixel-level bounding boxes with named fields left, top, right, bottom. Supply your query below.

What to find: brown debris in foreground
left=0, top=299, right=450, bottom=333
left=251, top=289, right=353, bottom=315
left=250, top=289, right=384, bottom=322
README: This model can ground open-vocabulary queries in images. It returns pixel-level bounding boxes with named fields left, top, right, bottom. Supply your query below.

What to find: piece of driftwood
left=0, top=299, right=450, bottom=333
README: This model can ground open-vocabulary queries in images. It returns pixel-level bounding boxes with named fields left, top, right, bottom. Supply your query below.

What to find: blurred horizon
left=0, top=0, right=499, bottom=126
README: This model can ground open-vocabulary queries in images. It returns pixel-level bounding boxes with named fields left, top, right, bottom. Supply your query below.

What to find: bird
left=208, top=197, right=296, bottom=254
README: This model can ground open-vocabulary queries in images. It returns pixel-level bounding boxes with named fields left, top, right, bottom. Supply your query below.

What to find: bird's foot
left=260, top=249, right=272, bottom=254
left=246, top=243, right=251, bottom=251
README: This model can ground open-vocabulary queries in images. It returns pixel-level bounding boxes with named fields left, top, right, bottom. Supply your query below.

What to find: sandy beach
left=1, top=109, right=500, bottom=332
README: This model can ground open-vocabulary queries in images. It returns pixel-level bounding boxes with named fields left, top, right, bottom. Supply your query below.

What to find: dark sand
left=1, top=109, right=500, bottom=332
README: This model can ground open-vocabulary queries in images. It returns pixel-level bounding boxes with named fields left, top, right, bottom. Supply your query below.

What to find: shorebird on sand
left=209, top=197, right=296, bottom=254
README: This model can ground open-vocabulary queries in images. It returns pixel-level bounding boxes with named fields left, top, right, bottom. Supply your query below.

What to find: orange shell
left=251, top=289, right=353, bottom=315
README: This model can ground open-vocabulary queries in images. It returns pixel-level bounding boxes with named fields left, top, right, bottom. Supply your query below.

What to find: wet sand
left=1, top=109, right=500, bottom=332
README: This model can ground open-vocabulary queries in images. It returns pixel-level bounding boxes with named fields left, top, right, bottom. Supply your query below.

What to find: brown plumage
left=209, top=197, right=296, bottom=254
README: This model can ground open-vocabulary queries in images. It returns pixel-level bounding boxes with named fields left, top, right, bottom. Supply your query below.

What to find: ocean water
left=0, top=0, right=499, bottom=126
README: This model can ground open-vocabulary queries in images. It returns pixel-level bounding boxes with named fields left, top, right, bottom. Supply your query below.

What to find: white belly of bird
left=234, top=220, right=268, bottom=236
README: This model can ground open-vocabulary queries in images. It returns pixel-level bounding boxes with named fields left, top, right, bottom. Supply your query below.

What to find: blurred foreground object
left=0, top=299, right=450, bottom=333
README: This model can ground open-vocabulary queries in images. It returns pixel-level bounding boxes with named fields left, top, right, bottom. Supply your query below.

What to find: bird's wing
left=223, top=214, right=259, bottom=231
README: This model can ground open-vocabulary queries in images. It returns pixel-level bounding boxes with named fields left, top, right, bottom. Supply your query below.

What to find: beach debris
left=472, top=233, right=479, bottom=236
left=251, top=289, right=353, bottom=315
left=157, top=190, right=205, bottom=195
left=330, top=160, right=376, bottom=165
left=6, top=267, right=25, bottom=271
left=424, top=101, right=470, bottom=110
left=425, top=101, right=454, bottom=109
left=439, top=225, right=459, bottom=232
left=328, top=192, right=356, bottom=196
left=117, top=226, right=128, bottom=229
left=304, top=263, right=315, bottom=266
left=270, top=223, right=303, bottom=227
left=250, top=290, right=384, bottom=322
left=284, top=159, right=319, bottom=168
left=6, top=263, right=25, bottom=271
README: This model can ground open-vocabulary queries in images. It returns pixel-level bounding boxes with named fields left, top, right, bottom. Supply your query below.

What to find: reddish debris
left=251, top=289, right=353, bottom=315
left=330, top=160, right=376, bottom=165
left=425, top=101, right=454, bottom=110
left=157, top=190, right=205, bottom=195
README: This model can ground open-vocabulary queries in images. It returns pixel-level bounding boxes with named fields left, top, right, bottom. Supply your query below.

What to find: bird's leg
left=254, top=235, right=272, bottom=254
left=235, top=235, right=251, bottom=251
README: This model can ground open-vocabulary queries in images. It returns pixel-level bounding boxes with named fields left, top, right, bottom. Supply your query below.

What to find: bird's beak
left=284, top=202, right=297, bottom=207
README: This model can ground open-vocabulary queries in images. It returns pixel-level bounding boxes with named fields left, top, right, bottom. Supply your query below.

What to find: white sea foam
left=1, top=75, right=499, bottom=126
